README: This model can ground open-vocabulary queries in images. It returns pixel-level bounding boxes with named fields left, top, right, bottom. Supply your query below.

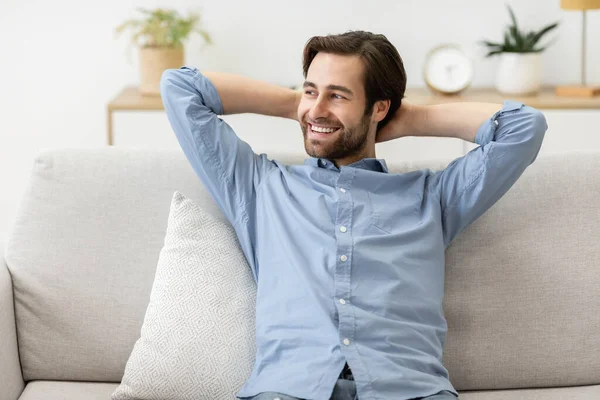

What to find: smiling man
left=160, top=30, right=547, bottom=400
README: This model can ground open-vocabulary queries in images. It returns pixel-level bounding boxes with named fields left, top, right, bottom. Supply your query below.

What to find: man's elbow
left=525, top=109, right=548, bottom=165
left=531, top=109, right=548, bottom=139
left=159, top=69, right=177, bottom=97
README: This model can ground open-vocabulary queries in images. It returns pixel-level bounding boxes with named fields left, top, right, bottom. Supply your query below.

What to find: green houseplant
left=480, top=5, right=559, bottom=95
left=115, top=8, right=213, bottom=95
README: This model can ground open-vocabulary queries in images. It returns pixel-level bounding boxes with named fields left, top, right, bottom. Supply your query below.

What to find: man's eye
left=333, top=94, right=344, bottom=99
left=305, top=90, right=316, bottom=95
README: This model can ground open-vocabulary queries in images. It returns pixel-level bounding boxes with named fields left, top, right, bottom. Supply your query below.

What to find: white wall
left=1, top=0, right=599, bottom=244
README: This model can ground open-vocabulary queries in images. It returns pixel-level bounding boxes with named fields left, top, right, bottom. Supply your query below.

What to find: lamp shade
left=561, top=0, right=600, bottom=10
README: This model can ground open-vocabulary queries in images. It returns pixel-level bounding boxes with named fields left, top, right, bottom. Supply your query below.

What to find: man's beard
left=301, top=113, right=371, bottom=160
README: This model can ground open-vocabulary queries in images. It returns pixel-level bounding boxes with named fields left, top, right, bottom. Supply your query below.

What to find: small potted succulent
left=115, top=8, right=212, bottom=95
left=481, top=5, right=559, bottom=95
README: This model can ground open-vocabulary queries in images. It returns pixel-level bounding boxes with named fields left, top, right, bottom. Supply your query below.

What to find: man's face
left=298, top=52, right=373, bottom=162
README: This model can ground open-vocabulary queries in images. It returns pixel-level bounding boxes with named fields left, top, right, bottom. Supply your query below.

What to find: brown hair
left=302, top=30, right=407, bottom=132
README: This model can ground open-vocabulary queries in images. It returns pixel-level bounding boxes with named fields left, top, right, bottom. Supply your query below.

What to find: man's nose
left=308, top=96, right=330, bottom=121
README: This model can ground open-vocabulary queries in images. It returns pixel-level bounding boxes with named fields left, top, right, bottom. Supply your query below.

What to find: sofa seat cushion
left=17, top=382, right=600, bottom=399
left=459, top=384, right=600, bottom=399
left=18, top=381, right=119, bottom=399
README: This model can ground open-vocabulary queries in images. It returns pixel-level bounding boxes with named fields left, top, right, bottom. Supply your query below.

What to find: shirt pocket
left=367, top=190, right=423, bottom=234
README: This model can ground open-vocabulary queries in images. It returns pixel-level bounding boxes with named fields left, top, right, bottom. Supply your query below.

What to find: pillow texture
left=112, top=191, right=257, bottom=400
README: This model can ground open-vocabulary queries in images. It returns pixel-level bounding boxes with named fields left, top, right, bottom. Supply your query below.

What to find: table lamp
left=556, top=0, right=600, bottom=97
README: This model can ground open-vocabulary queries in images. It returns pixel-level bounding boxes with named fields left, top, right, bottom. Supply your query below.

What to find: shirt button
left=340, top=255, right=348, bottom=261
left=343, top=338, right=351, bottom=346
left=339, top=298, right=346, bottom=304
left=339, top=226, right=347, bottom=233
left=339, top=188, right=346, bottom=193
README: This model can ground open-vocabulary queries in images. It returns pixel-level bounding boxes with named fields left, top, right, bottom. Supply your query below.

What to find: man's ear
left=372, top=99, right=391, bottom=123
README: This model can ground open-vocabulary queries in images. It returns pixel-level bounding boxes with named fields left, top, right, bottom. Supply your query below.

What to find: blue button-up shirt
left=160, top=66, right=547, bottom=400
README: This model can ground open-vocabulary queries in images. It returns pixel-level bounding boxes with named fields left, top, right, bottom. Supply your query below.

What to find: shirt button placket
left=335, top=172, right=354, bottom=361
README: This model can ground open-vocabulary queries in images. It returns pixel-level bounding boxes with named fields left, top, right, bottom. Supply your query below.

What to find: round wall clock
left=423, top=44, right=474, bottom=95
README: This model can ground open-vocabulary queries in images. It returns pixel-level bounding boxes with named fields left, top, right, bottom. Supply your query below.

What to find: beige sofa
left=1, top=148, right=599, bottom=400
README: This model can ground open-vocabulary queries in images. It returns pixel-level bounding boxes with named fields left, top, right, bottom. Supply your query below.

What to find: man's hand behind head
left=375, top=100, right=417, bottom=143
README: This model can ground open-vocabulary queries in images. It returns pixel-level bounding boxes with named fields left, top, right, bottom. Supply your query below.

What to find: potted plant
left=115, top=8, right=212, bottom=95
left=480, top=5, right=559, bottom=96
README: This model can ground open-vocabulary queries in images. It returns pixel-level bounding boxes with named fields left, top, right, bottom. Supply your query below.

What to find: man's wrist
left=397, top=101, right=425, bottom=138
left=375, top=100, right=422, bottom=143
left=285, top=90, right=301, bottom=121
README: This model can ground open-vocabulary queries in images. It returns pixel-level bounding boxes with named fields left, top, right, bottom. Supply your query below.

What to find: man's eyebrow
left=303, top=81, right=354, bottom=96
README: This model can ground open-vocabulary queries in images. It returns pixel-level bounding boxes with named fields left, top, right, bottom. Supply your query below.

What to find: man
left=160, top=30, right=547, bottom=400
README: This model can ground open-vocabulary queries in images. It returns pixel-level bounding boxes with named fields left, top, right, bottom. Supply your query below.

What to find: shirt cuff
left=475, top=100, right=524, bottom=146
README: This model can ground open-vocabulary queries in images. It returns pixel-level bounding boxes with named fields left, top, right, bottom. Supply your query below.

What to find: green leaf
left=485, top=50, right=504, bottom=57
left=522, top=31, right=536, bottom=49
left=196, top=29, right=213, bottom=45
left=478, top=4, right=559, bottom=55
left=504, top=30, right=513, bottom=49
left=480, top=40, right=503, bottom=48
left=530, top=22, right=559, bottom=47
left=506, top=4, right=532, bottom=51
left=510, top=25, right=524, bottom=49
left=507, top=5, right=519, bottom=33
left=114, top=7, right=212, bottom=48
left=533, top=35, right=559, bottom=52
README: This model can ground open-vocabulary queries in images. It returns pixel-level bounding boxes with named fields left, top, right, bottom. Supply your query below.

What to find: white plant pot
left=495, top=52, right=542, bottom=96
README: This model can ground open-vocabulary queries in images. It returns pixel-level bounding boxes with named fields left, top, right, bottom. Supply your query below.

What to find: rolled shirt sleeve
left=428, top=100, right=548, bottom=247
left=159, top=66, right=275, bottom=225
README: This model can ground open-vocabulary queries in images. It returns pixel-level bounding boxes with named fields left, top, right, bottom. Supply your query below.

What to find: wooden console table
left=106, top=86, right=600, bottom=146
left=404, top=87, right=600, bottom=109
left=106, top=87, right=164, bottom=146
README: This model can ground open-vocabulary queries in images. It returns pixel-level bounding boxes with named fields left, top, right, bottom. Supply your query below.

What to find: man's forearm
left=409, top=102, right=503, bottom=143
left=203, top=71, right=300, bottom=120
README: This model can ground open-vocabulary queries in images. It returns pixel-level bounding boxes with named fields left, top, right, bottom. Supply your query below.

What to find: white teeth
left=311, top=125, right=338, bottom=133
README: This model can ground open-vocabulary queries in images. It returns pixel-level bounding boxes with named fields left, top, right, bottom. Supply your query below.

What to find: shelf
left=404, top=87, right=600, bottom=109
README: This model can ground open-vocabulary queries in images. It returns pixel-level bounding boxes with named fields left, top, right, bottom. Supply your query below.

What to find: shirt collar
left=304, top=157, right=388, bottom=173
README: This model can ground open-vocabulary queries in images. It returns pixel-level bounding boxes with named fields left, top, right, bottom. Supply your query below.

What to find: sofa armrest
left=0, top=243, right=25, bottom=400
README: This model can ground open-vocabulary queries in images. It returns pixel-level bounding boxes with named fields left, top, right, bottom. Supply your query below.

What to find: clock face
left=423, top=45, right=474, bottom=94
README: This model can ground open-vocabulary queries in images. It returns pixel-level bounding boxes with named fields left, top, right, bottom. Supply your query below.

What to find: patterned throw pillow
left=112, top=191, right=257, bottom=400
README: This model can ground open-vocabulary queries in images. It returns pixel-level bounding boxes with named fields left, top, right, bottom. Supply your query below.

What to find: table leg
left=107, top=108, right=114, bottom=146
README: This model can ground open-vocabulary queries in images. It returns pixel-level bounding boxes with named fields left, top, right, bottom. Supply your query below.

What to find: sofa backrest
left=4, top=148, right=600, bottom=391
